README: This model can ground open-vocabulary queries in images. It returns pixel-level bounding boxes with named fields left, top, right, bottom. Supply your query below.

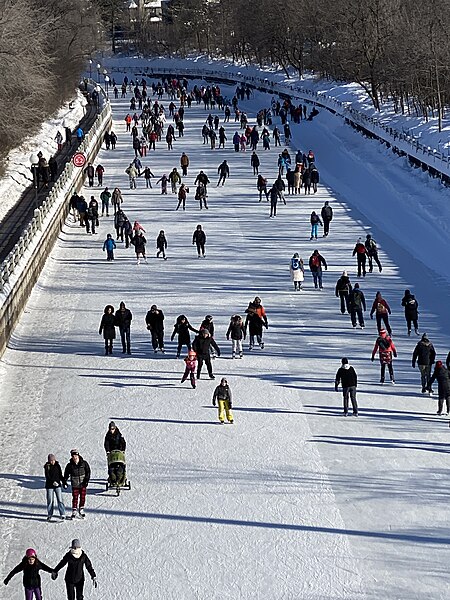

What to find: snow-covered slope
left=1, top=79, right=449, bottom=600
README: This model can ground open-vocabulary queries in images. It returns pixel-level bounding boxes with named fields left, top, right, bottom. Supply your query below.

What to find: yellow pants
left=218, top=400, right=234, bottom=423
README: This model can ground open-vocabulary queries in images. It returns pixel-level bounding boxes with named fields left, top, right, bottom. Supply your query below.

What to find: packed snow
left=1, top=71, right=449, bottom=600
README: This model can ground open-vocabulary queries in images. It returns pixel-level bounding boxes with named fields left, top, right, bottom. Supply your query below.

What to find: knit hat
left=48, top=454, right=56, bottom=462
left=26, top=548, right=37, bottom=558
left=71, top=539, right=81, bottom=549
left=109, top=421, right=116, bottom=429
left=436, top=360, right=443, bottom=368
left=354, top=283, right=360, bottom=289
left=342, top=270, right=347, bottom=276
left=341, top=357, right=348, bottom=365
left=70, top=449, right=79, bottom=456
left=422, top=333, right=428, bottom=341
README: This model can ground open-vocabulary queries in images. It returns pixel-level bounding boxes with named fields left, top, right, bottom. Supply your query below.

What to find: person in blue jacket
left=102, top=233, right=116, bottom=261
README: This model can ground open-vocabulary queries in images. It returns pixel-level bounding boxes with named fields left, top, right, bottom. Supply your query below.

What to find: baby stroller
left=106, top=450, right=131, bottom=495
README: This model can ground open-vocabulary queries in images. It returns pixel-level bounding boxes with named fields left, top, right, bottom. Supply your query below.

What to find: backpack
left=311, top=255, right=320, bottom=268
left=291, top=257, right=300, bottom=270
left=378, top=336, right=390, bottom=350
left=377, top=302, right=386, bottom=314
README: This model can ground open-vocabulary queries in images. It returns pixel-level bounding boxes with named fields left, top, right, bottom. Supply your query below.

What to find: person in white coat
left=289, top=253, right=305, bottom=291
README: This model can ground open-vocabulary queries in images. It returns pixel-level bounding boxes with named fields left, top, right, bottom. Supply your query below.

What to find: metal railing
left=0, top=91, right=111, bottom=293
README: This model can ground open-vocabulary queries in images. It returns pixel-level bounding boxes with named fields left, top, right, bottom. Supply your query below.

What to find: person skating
left=352, top=238, right=368, bottom=277
left=114, top=301, right=132, bottom=354
left=412, top=333, right=436, bottom=394
left=195, top=182, right=208, bottom=209
left=199, top=314, right=217, bottom=358
left=429, top=361, right=450, bottom=415
left=194, top=170, right=210, bottom=191
left=181, top=350, right=197, bottom=388
left=83, top=162, right=94, bottom=187
left=335, top=271, right=352, bottom=314
left=142, top=166, right=155, bottom=188
left=192, top=224, right=206, bottom=258
left=251, top=151, right=260, bottom=175
left=156, top=230, right=168, bottom=259
left=131, top=230, right=147, bottom=264
left=401, top=289, right=419, bottom=335
left=289, top=253, right=305, bottom=291
left=176, top=183, right=189, bottom=210
left=63, top=450, right=91, bottom=519
left=44, top=454, right=66, bottom=521
left=371, top=329, right=397, bottom=384
left=226, top=314, right=245, bottom=358
left=146, top=305, right=165, bottom=353
left=217, top=160, right=229, bottom=186
left=111, top=187, right=123, bottom=213
left=125, top=163, right=138, bottom=189
left=269, top=184, right=279, bottom=218
left=310, top=211, right=322, bottom=239
left=348, top=283, right=366, bottom=328
left=99, top=305, right=115, bottom=354
left=52, top=539, right=97, bottom=600
left=171, top=315, right=198, bottom=358
left=4, top=548, right=54, bottom=599
left=309, top=249, right=327, bottom=290
left=212, top=378, right=234, bottom=424
left=320, top=201, right=333, bottom=237
left=310, top=165, right=320, bottom=193
left=257, top=174, right=269, bottom=201
left=335, top=357, right=358, bottom=416
left=244, top=297, right=268, bottom=350
left=156, top=174, right=168, bottom=194
left=193, top=328, right=220, bottom=379
left=370, top=291, right=392, bottom=335
left=168, top=167, right=181, bottom=194
left=180, top=152, right=189, bottom=176
left=102, top=234, right=116, bottom=261
left=365, top=234, right=382, bottom=272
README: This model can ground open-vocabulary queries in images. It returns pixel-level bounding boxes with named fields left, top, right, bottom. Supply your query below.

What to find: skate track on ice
left=1, top=79, right=450, bottom=600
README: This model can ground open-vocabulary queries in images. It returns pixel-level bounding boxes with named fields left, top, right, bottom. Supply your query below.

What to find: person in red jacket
left=352, top=238, right=368, bottom=277
left=370, top=291, right=392, bottom=335
left=371, top=329, right=397, bottom=384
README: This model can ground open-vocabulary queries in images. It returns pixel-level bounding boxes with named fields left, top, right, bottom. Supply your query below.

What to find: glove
left=265, top=324, right=269, bottom=329
left=51, top=572, right=58, bottom=581
left=371, top=357, right=374, bottom=362
left=412, top=362, right=415, bottom=368
left=393, top=353, right=397, bottom=358
left=335, top=386, right=338, bottom=392
left=229, top=402, right=232, bottom=408
left=147, top=325, right=151, bottom=330
left=212, top=400, right=216, bottom=407
left=370, top=314, right=374, bottom=319
left=216, top=351, right=221, bottom=357
left=226, top=336, right=229, bottom=341
left=92, top=577, right=98, bottom=588
left=4, top=578, right=9, bottom=586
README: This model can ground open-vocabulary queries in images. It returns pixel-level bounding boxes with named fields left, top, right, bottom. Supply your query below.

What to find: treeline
left=0, top=0, right=100, bottom=166
left=136, top=0, right=450, bottom=130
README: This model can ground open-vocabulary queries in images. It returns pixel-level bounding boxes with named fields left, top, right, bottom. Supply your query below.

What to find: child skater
left=181, top=350, right=197, bottom=388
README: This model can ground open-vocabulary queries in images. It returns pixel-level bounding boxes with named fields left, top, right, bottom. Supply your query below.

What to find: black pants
left=380, top=362, right=395, bottom=382
left=338, top=292, right=349, bottom=314
left=197, top=356, right=213, bottom=378
left=151, top=330, right=164, bottom=350
left=356, top=254, right=366, bottom=277
left=343, top=386, right=358, bottom=414
left=438, top=395, right=450, bottom=414
left=104, top=340, right=113, bottom=354
left=350, top=307, right=365, bottom=327
left=196, top=242, right=205, bottom=256
left=368, top=252, right=382, bottom=272
left=177, top=340, right=191, bottom=356
left=66, top=580, right=84, bottom=600
left=406, top=315, right=418, bottom=332
left=120, top=327, right=130, bottom=352
left=270, top=200, right=277, bottom=216
left=323, top=219, right=330, bottom=236
left=376, top=313, right=391, bottom=335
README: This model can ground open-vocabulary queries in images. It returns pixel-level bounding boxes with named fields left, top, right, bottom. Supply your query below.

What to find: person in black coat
left=335, top=357, right=358, bottom=416
left=171, top=315, right=198, bottom=358
left=63, top=450, right=91, bottom=519
left=53, top=539, right=97, bottom=600
left=320, top=201, right=332, bottom=237
left=217, top=160, right=229, bottom=186
left=4, top=549, right=53, bottom=598
left=348, top=283, right=366, bottom=328
left=412, top=333, right=436, bottom=393
left=429, top=361, right=450, bottom=415
left=192, top=329, right=220, bottom=379
left=146, top=305, right=165, bottom=353
left=104, top=421, right=126, bottom=452
left=44, top=454, right=66, bottom=520
left=114, top=302, right=132, bottom=354
left=192, top=224, right=206, bottom=257
left=310, top=166, right=319, bottom=193
left=401, top=289, right=419, bottom=335
left=335, top=271, right=352, bottom=314
left=99, top=305, right=115, bottom=355
left=250, top=151, right=260, bottom=175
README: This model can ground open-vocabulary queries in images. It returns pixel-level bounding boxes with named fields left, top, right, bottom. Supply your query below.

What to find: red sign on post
left=72, top=152, right=86, bottom=167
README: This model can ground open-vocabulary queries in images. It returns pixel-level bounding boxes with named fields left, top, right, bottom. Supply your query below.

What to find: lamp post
left=128, top=0, right=138, bottom=47
left=89, top=59, right=92, bottom=79
left=96, top=63, right=101, bottom=83
left=95, top=85, right=101, bottom=113
left=104, top=75, right=110, bottom=97
left=29, top=153, right=39, bottom=208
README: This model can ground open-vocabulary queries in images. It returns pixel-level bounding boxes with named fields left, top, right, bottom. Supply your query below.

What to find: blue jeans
left=311, top=224, right=318, bottom=238
left=46, top=487, right=66, bottom=517
left=312, top=271, right=323, bottom=288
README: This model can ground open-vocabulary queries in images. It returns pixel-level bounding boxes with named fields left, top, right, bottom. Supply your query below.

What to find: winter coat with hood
left=145, top=308, right=164, bottom=334
left=63, top=456, right=91, bottom=488
left=430, top=363, right=450, bottom=398
left=99, top=306, right=116, bottom=340
left=226, top=316, right=245, bottom=340
left=401, top=290, right=419, bottom=318
left=54, top=548, right=96, bottom=584
left=171, top=317, right=197, bottom=344
left=412, top=336, right=436, bottom=367
left=213, top=384, right=232, bottom=403
left=371, top=331, right=397, bottom=364
left=335, top=274, right=352, bottom=296
left=335, top=364, right=357, bottom=388
left=104, top=427, right=126, bottom=453
left=370, top=294, right=391, bottom=316
left=44, top=460, right=64, bottom=489
left=192, top=331, right=220, bottom=358
left=348, top=286, right=366, bottom=310
left=4, top=556, right=53, bottom=589
left=114, top=304, right=133, bottom=330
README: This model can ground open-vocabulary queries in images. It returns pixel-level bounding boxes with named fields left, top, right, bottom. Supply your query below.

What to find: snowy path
left=1, top=82, right=449, bottom=600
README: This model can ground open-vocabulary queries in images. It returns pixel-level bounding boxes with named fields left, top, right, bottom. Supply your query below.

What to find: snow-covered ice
left=1, top=76, right=449, bottom=600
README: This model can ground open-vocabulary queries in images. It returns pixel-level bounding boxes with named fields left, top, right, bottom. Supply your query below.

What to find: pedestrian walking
left=44, top=454, right=66, bottom=521
left=171, top=315, right=198, bottom=357
left=63, top=450, right=90, bottom=519
left=95, top=164, right=104, bottom=186
left=100, top=187, right=111, bottom=216
left=310, top=165, right=320, bottom=193
left=52, top=539, right=97, bottom=600
left=212, top=378, right=234, bottom=424
left=156, top=230, right=168, bottom=259
left=131, top=230, right=147, bottom=264
left=84, top=162, right=94, bottom=187
left=111, top=188, right=123, bottom=213
left=335, top=357, right=358, bottom=416
left=114, top=302, right=132, bottom=355
left=99, top=304, right=115, bottom=353
left=371, top=329, right=397, bottom=384
left=412, top=333, right=436, bottom=394
left=310, top=211, right=322, bottom=239
left=145, top=305, right=165, bottom=353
